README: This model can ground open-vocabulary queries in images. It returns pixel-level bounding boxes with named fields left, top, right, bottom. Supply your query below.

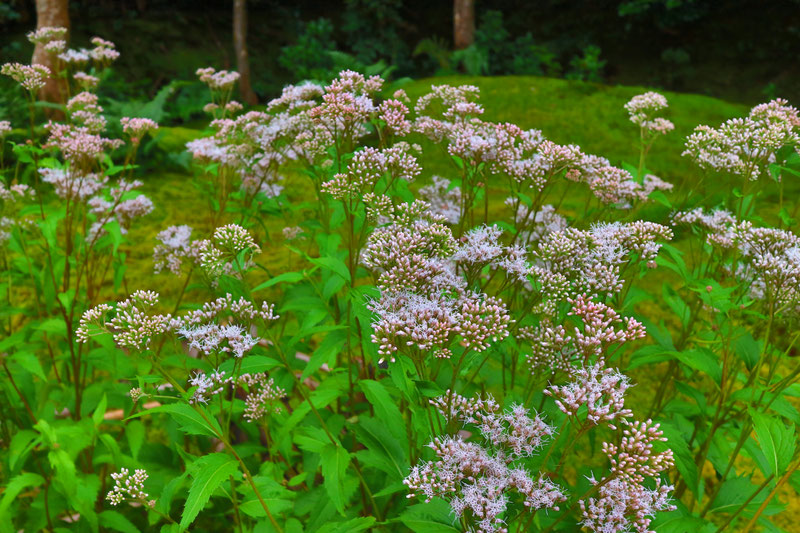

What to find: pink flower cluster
left=121, top=117, right=159, bottom=144
left=522, top=295, right=645, bottom=372
left=1, top=63, right=50, bottom=92
left=153, top=225, right=204, bottom=275
left=581, top=420, right=675, bottom=533
left=196, top=67, right=240, bottom=91
left=624, top=91, right=675, bottom=136
left=322, top=144, right=421, bottom=200
left=675, top=209, right=800, bottom=313
left=405, top=392, right=565, bottom=532
left=364, top=203, right=513, bottom=362
left=531, top=221, right=673, bottom=304
left=67, top=91, right=106, bottom=132
left=683, top=98, right=800, bottom=181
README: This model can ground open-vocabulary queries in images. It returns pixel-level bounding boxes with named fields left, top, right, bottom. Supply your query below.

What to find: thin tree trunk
left=233, top=0, right=258, bottom=105
left=32, top=0, right=69, bottom=108
left=453, top=0, right=475, bottom=50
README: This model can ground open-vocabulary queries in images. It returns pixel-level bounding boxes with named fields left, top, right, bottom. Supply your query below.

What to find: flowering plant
left=1, top=29, right=800, bottom=533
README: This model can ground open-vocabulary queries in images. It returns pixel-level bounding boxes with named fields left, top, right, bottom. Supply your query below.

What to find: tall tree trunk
left=233, top=0, right=258, bottom=105
left=32, top=0, right=69, bottom=107
left=453, top=0, right=475, bottom=50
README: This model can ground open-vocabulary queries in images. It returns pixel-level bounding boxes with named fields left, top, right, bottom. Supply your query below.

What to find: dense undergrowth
left=2, top=28, right=800, bottom=533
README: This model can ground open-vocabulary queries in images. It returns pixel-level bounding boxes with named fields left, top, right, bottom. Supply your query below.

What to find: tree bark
left=453, top=0, right=475, bottom=50
left=233, top=0, right=258, bottom=105
left=32, top=0, right=69, bottom=107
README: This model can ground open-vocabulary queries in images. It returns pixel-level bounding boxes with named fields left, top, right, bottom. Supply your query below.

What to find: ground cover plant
left=2, top=28, right=800, bottom=533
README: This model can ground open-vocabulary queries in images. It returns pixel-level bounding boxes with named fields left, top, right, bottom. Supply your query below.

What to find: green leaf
left=104, top=219, right=124, bottom=254
left=659, top=422, right=699, bottom=496
left=218, top=355, right=281, bottom=375
left=236, top=475, right=294, bottom=518
left=8, top=430, right=39, bottom=472
left=252, top=271, right=305, bottom=292
left=99, top=510, right=140, bottom=533
left=670, top=348, right=722, bottom=385
left=92, top=394, right=108, bottom=427
left=359, top=379, right=407, bottom=445
left=750, top=410, right=796, bottom=477
left=734, top=332, right=760, bottom=370
left=320, top=444, right=351, bottom=516
left=353, top=416, right=409, bottom=479
left=397, top=500, right=461, bottom=532
left=0, top=472, right=45, bottom=527
left=9, top=351, right=46, bottom=380
left=126, top=420, right=145, bottom=461
left=36, top=318, right=67, bottom=338
left=48, top=448, right=78, bottom=501
left=309, top=256, right=351, bottom=282
left=318, top=517, right=376, bottom=533
left=709, top=476, right=768, bottom=515
left=181, top=453, right=239, bottom=529
left=128, top=403, right=222, bottom=438
left=301, top=328, right=347, bottom=380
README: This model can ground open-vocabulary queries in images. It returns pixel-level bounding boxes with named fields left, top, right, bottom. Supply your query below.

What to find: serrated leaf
left=359, top=379, right=407, bottom=445
left=218, top=355, right=281, bottom=376
left=252, top=271, right=305, bottom=292
left=9, top=351, right=46, bottom=380
left=126, top=420, right=145, bottom=461
left=99, top=510, right=139, bottom=533
left=181, top=453, right=239, bottom=529
left=309, top=256, right=350, bottom=282
left=670, top=348, right=722, bottom=385
left=353, top=416, right=409, bottom=479
left=320, top=444, right=351, bottom=516
left=8, top=430, right=39, bottom=472
left=659, top=422, right=699, bottom=496
left=397, top=500, right=461, bottom=532
left=318, top=517, right=376, bottom=533
left=751, top=410, right=796, bottom=477
left=0, top=472, right=45, bottom=527
left=301, top=328, right=347, bottom=380
left=92, top=394, right=108, bottom=427
left=128, top=403, right=222, bottom=438
left=236, top=475, right=294, bottom=518
left=709, top=476, right=767, bottom=515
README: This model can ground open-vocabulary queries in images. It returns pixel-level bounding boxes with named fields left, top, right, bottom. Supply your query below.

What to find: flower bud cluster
left=365, top=203, right=512, bottom=362
left=1, top=63, right=51, bottom=93
left=322, top=144, right=421, bottom=200
left=624, top=91, right=675, bottom=136
left=196, top=67, right=240, bottom=91
left=188, top=370, right=285, bottom=421
left=418, top=176, right=461, bottom=224
left=531, top=222, right=672, bottom=304
left=683, top=98, right=799, bottom=181
left=545, top=362, right=634, bottom=429
left=120, top=117, right=159, bottom=144
left=198, top=224, right=261, bottom=278
left=521, top=295, right=644, bottom=375
left=581, top=420, right=675, bottom=532
left=78, top=291, right=277, bottom=358
left=674, top=210, right=800, bottom=313
left=77, top=290, right=169, bottom=349
left=153, top=225, right=205, bottom=275
left=106, top=468, right=150, bottom=506
left=67, top=91, right=106, bottom=132
left=27, top=26, right=68, bottom=44
left=405, top=392, right=565, bottom=532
